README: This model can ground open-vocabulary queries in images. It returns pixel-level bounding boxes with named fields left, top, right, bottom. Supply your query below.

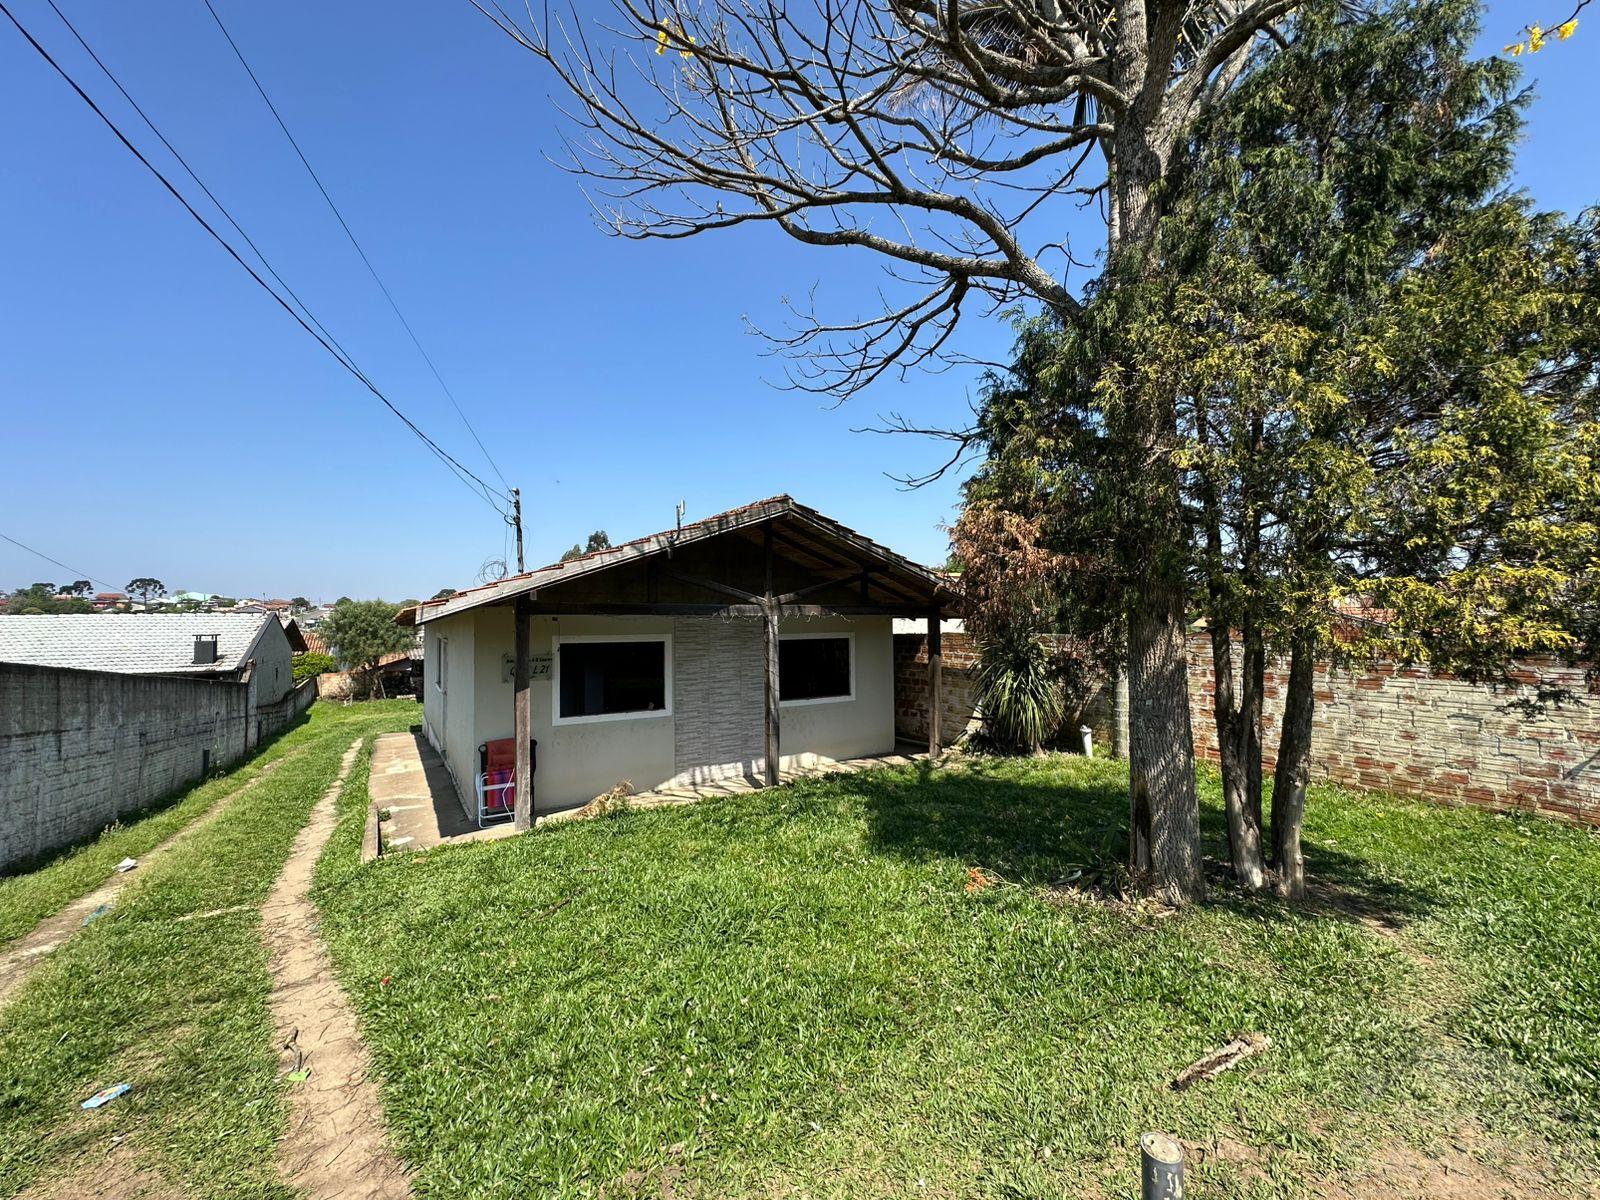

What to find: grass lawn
left=0, top=703, right=358, bottom=948
left=316, top=753, right=1600, bottom=1200
left=0, top=700, right=418, bottom=1199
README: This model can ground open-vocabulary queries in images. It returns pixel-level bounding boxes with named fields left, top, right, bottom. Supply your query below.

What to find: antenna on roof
left=667, top=499, right=686, bottom=558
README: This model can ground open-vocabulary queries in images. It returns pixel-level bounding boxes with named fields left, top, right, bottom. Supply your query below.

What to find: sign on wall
left=502, top=653, right=553, bottom=683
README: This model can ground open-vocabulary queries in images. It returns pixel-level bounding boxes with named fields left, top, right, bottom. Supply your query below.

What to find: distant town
left=0, top=581, right=408, bottom=625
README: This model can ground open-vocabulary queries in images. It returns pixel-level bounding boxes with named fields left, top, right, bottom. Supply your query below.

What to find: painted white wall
left=423, top=612, right=478, bottom=809
left=471, top=612, right=677, bottom=813
left=776, top=615, right=895, bottom=769
left=422, top=610, right=896, bottom=817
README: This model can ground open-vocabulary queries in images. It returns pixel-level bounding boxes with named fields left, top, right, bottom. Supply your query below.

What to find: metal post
left=1140, top=1132, right=1184, bottom=1200
left=926, top=611, right=942, bottom=757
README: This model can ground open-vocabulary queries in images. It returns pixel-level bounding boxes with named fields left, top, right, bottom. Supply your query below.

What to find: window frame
left=778, top=631, right=856, bottom=707
left=551, top=632, right=674, bottom=726
left=435, top=636, right=447, bottom=693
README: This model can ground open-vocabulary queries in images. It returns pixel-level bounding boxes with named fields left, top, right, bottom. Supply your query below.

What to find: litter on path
left=115, top=857, right=139, bottom=873
left=81, top=1084, right=131, bottom=1110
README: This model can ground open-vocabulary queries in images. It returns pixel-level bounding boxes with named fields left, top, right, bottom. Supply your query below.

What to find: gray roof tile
left=0, top=613, right=278, bottom=675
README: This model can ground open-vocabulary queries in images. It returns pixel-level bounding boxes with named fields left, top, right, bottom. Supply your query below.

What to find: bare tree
left=477, top=0, right=1300, bottom=901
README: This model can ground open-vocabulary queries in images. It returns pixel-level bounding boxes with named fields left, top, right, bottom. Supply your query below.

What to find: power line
left=1, top=0, right=509, bottom=517
left=0, top=531, right=114, bottom=591
left=199, top=0, right=512, bottom=492
left=40, top=0, right=361, bottom=387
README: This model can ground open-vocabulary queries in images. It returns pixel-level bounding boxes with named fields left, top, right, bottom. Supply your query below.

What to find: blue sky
left=2, top=2, right=1595, bottom=601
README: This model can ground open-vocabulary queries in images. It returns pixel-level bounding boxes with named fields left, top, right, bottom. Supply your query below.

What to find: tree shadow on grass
left=852, top=755, right=1443, bottom=933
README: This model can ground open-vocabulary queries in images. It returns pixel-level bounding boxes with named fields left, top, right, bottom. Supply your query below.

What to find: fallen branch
left=1171, top=1032, right=1271, bottom=1091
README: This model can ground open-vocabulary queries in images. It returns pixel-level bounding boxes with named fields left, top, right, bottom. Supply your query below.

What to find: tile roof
left=0, top=613, right=281, bottom=676
left=411, top=494, right=958, bottom=624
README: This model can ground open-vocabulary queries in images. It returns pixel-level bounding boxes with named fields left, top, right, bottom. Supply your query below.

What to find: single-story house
left=0, top=612, right=303, bottom=716
left=402, top=495, right=959, bottom=825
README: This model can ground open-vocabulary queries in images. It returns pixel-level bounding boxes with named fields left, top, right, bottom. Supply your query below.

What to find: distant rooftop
left=0, top=613, right=281, bottom=676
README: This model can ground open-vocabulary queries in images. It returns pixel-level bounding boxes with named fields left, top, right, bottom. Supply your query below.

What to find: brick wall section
left=894, top=632, right=982, bottom=747
left=1186, top=634, right=1600, bottom=824
left=892, top=629, right=1598, bottom=823
left=0, top=661, right=251, bottom=870
left=893, top=632, right=1116, bottom=750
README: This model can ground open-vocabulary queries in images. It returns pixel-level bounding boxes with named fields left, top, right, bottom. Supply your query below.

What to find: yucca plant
left=974, top=626, right=1066, bottom=756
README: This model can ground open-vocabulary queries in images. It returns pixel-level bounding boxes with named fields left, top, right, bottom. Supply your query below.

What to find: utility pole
left=512, top=487, right=525, bottom=574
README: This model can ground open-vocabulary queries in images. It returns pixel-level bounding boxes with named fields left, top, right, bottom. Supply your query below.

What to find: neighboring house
left=403, top=495, right=958, bottom=820
left=298, top=628, right=332, bottom=656
left=93, top=592, right=127, bottom=610
left=0, top=612, right=300, bottom=713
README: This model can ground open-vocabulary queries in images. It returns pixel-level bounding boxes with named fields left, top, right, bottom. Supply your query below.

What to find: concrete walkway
left=365, top=731, right=927, bottom=853
left=365, top=732, right=516, bottom=858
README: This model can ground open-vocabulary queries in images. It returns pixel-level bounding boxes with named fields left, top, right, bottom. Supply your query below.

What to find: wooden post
left=762, top=598, right=780, bottom=787
left=512, top=597, right=534, bottom=831
left=761, top=524, right=780, bottom=787
left=927, top=610, right=942, bottom=757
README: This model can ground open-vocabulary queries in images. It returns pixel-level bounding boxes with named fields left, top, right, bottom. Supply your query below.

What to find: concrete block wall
left=254, top=675, right=318, bottom=746
left=1, top=662, right=250, bottom=870
left=1187, top=635, right=1600, bottom=825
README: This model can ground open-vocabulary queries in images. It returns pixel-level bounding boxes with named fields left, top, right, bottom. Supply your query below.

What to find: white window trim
left=778, top=631, right=856, bottom=707
left=552, top=633, right=674, bottom=726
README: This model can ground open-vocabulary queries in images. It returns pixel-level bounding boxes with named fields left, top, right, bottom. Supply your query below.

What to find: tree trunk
left=1110, top=123, right=1204, bottom=905
left=1195, top=395, right=1265, bottom=893
left=1210, top=621, right=1265, bottom=891
left=1270, top=633, right=1316, bottom=899
left=1127, top=577, right=1205, bottom=903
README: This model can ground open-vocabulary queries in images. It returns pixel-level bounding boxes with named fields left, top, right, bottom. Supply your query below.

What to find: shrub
left=974, top=627, right=1066, bottom=754
left=293, top=652, right=339, bottom=682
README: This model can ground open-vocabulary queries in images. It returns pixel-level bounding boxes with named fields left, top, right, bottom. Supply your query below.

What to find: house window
left=554, top=636, right=671, bottom=724
left=436, top=637, right=447, bottom=692
left=779, top=634, right=854, bottom=704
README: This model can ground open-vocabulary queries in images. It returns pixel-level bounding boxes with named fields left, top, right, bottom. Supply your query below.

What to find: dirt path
left=262, top=740, right=411, bottom=1200
left=0, top=751, right=298, bottom=1011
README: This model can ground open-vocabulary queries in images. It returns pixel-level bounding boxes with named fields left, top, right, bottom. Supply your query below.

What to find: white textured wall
left=776, top=615, right=896, bottom=767
left=424, top=610, right=897, bottom=816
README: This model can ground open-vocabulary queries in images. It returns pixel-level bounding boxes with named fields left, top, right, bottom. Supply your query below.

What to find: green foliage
left=292, top=651, right=339, bottom=681
left=962, top=0, right=1600, bottom=679
left=1, top=584, right=92, bottom=615
left=429, top=588, right=457, bottom=601
left=585, top=530, right=611, bottom=553
left=125, top=577, right=166, bottom=605
left=320, top=599, right=412, bottom=672
left=973, top=627, right=1066, bottom=753
left=559, top=544, right=584, bottom=563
